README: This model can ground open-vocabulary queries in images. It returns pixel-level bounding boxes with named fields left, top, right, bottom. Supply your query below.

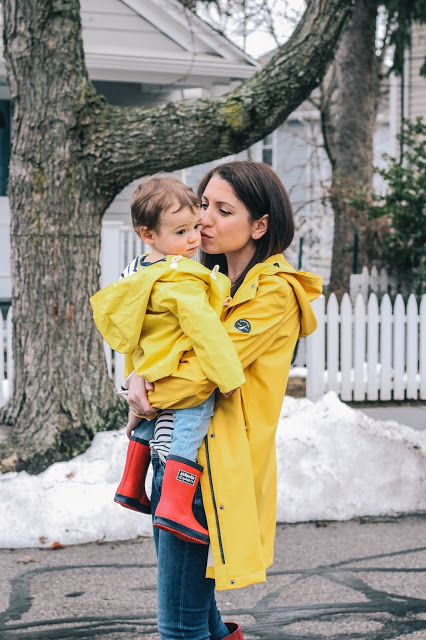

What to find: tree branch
left=88, top=0, right=354, bottom=198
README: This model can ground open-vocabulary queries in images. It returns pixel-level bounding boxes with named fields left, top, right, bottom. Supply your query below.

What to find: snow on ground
left=0, top=429, right=153, bottom=549
left=0, top=392, right=425, bottom=549
left=276, top=393, right=426, bottom=522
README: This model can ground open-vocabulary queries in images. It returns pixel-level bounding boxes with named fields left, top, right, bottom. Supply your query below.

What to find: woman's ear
left=251, top=214, right=269, bottom=240
left=139, top=226, right=156, bottom=246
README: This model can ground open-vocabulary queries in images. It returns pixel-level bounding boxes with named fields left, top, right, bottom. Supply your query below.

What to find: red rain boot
left=114, top=436, right=151, bottom=514
left=224, top=622, right=244, bottom=638
left=153, top=455, right=209, bottom=545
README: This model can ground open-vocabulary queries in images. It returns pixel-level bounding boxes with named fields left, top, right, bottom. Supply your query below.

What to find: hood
left=231, top=255, right=323, bottom=338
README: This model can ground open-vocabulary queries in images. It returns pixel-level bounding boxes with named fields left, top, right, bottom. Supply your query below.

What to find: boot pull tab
left=170, top=255, right=183, bottom=269
left=211, top=264, right=220, bottom=280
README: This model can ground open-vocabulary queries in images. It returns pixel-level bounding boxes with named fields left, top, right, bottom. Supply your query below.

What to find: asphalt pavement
left=1, top=514, right=426, bottom=640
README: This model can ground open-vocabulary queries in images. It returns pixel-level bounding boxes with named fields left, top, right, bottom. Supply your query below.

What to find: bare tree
left=0, top=0, right=352, bottom=473
left=319, top=0, right=426, bottom=295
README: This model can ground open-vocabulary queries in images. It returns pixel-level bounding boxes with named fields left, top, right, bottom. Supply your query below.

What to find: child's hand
left=126, top=411, right=141, bottom=439
left=222, top=387, right=239, bottom=398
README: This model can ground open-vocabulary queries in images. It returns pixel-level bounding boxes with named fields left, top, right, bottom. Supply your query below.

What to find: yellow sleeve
left=124, top=353, right=134, bottom=379
left=160, top=283, right=245, bottom=393
left=150, top=276, right=293, bottom=409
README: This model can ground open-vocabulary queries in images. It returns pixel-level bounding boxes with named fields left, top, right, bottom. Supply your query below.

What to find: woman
left=128, top=161, right=323, bottom=640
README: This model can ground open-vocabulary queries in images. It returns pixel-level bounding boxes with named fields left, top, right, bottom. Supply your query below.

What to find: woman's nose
left=201, top=206, right=212, bottom=227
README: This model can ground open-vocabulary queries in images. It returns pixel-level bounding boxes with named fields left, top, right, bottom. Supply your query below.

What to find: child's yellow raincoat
left=90, top=255, right=245, bottom=394
left=147, top=255, right=323, bottom=590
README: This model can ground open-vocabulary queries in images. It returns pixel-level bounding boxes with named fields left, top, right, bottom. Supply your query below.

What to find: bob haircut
left=198, top=161, right=295, bottom=293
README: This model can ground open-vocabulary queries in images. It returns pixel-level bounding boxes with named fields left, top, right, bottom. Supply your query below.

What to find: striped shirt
left=120, top=254, right=174, bottom=462
left=119, top=254, right=166, bottom=279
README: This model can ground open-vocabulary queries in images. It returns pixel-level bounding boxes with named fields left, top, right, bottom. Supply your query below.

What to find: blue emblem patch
left=235, top=319, right=251, bottom=334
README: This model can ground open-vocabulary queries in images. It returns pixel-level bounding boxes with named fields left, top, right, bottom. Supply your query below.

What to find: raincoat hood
left=229, top=256, right=322, bottom=337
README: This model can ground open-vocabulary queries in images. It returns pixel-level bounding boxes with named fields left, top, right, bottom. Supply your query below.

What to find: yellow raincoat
left=90, top=255, right=245, bottom=393
left=147, top=255, right=323, bottom=590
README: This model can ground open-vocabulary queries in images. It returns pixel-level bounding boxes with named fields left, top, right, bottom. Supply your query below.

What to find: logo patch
left=176, top=469, right=197, bottom=486
left=234, top=319, right=251, bottom=334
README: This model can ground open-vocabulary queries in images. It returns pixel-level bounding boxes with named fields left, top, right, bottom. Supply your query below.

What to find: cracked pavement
left=1, top=515, right=425, bottom=639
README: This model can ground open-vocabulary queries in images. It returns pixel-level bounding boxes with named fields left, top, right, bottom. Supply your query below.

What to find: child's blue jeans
left=133, top=392, right=215, bottom=462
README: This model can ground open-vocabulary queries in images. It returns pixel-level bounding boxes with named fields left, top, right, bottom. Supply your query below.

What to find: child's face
left=149, top=205, right=202, bottom=258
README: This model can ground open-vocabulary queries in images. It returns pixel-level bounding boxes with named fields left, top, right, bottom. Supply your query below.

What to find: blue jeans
left=151, top=454, right=230, bottom=640
left=134, top=393, right=215, bottom=462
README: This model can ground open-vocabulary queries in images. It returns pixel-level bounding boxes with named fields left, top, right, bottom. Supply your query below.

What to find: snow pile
left=0, top=392, right=425, bottom=548
left=0, top=429, right=153, bottom=548
left=276, top=393, right=426, bottom=522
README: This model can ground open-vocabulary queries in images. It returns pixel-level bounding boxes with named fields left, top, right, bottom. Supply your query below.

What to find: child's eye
left=194, top=223, right=201, bottom=230
left=177, top=229, right=186, bottom=235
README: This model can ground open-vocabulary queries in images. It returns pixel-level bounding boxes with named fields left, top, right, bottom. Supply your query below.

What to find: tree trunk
left=0, top=0, right=353, bottom=473
left=0, top=0, right=125, bottom=473
left=322, top=0, right=379, bottom=297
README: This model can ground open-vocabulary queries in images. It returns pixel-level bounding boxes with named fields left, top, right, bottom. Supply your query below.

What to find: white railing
left=100, top=222, right=145, bottom=390
left=306, top=293, right=426, bottom=402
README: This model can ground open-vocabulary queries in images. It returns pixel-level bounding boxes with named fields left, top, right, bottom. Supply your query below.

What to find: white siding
left=81, top=0, right=186, bottom=55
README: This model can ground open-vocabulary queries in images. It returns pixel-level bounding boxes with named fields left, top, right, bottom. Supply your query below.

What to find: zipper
left=204, top=435, right=225, bottom=564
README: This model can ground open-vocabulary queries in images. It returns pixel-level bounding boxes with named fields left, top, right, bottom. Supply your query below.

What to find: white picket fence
left=306, top=292, right=426, bottom=402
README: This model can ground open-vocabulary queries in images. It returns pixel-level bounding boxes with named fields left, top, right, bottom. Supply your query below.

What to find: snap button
left=210, top=433, right=215, bottom=438
left=219, top=505, right=224, bottom=510
left=230, top=579, right=235, bottom=585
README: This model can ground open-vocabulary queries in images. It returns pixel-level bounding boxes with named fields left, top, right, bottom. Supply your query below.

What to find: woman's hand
left=127, top=372, right=157, bottom=416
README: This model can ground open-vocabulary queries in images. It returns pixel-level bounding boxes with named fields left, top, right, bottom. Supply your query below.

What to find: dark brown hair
left=198, top=161, right=295, bottom=294
left=131, top=176, right=200, bottom=232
